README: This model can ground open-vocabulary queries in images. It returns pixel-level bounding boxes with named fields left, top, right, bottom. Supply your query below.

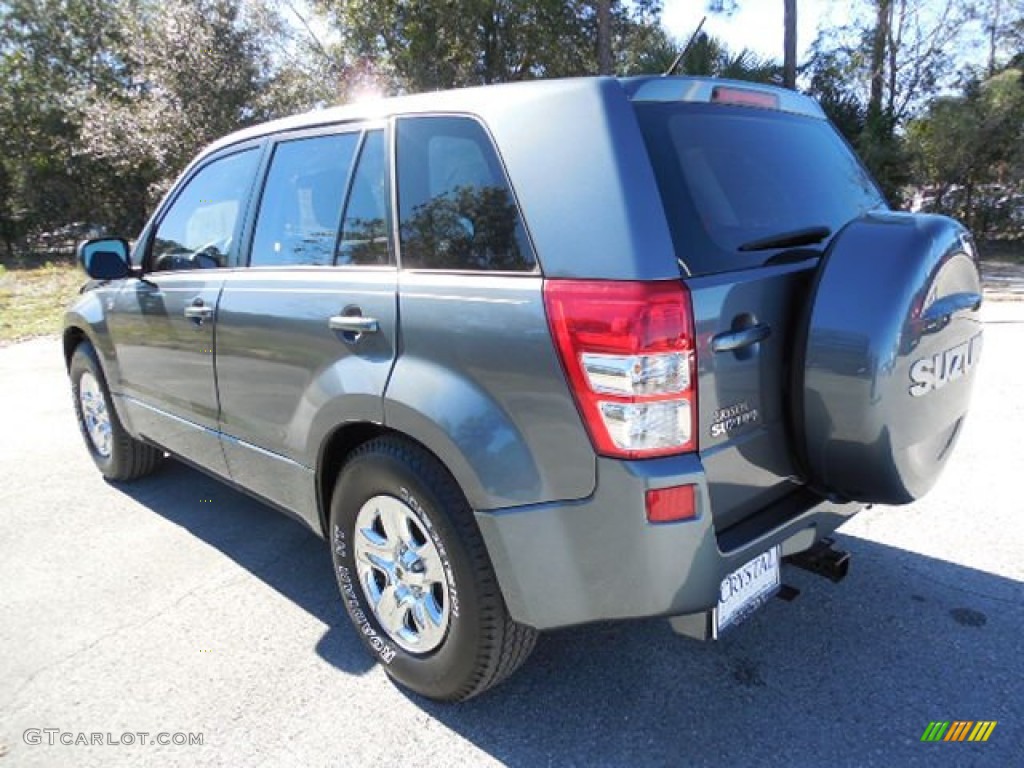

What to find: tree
left=316, top=0, right=666, bottom=93
left=244, top=0, right=352, bottom=113
left=783, top=0, right=797, bottom=88
left=867, top=0, right=891, bottom=122
left=804, top=0, right=975, bottom=202
left=0, top=0, right=136, bottom=244
left=979, top=0, right=1024, bottom=75
left=80, top=0, right=272, bottom=229
left=639, top=27, right=781, bottom=82
left=809, top=0, right=974, bottom=122
left=675, top=32, right=781, bottom=83
left=616, top=18, right=678, bottom=74
left=0, top=0, right=303, bottom=245
left=597, top=0, right=613, bottom=74
left=988, top=0, right=1003, bottom=76
left=804, top=46, right=867, bottom=142
left=907, top=66, right=1024, bottom=233
left=708, top=0, right=799, bottom=89
left=0, top=161, right=16, bottom=257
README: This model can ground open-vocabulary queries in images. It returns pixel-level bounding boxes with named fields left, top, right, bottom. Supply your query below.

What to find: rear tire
left=329, top=436, right=537, bottom=701
left=69, top=341, right=162, bottom=481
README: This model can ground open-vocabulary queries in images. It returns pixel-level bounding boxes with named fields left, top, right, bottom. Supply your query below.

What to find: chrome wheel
left=353, top=495, right=451, bottom=653
left=78, top=371, right=112, bottom=458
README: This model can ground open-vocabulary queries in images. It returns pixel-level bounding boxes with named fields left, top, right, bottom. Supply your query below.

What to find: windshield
left=634, top=102, right=885, bottom=276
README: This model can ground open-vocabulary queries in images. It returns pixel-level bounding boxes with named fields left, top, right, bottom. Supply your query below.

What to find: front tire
left=69, top=341, right=162, bottom=481
left=329, top=436, right=537, bottom=701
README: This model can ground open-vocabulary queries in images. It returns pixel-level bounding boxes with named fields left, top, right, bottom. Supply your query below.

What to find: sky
left=661, top=0, right=855, bottom=62
left=661, top=0, right=993, bottom=81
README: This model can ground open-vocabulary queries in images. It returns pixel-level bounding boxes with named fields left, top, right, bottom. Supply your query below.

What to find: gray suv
left=64, top=76, right=983, bottom=701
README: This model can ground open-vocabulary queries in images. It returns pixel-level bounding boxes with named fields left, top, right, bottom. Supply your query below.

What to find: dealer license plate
left=715, top=546, right=780, bottom=636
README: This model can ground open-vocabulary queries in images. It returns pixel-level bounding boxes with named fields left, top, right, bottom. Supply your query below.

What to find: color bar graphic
left=921, top=721, right=997, bottom=742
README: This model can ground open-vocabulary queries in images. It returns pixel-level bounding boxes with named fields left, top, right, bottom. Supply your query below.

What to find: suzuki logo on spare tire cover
left=909, top=332, right=983, bottom=397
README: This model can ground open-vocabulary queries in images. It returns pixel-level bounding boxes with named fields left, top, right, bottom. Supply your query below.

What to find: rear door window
left=337, top=130, right=392, bottom=266
left=396, top=116, right=536, bottom=272
left=634, top=103, right=885, bottom=276
left=250, top=132, right=360, bottom=267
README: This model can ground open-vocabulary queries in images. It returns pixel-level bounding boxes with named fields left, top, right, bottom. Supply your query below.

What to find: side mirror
left=78, top=238, right=132, bottom=280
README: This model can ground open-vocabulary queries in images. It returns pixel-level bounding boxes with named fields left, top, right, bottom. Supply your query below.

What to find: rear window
left=396, top=116, right=536, bottom=272
left=634, top=103, right=885, bottom=276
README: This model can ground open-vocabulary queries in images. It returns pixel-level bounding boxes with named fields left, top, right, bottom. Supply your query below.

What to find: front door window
left=150, top=148, right=260, bottom=271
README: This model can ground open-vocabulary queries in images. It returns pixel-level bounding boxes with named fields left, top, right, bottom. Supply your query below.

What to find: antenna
left=663, top=16, right=707, bottom=77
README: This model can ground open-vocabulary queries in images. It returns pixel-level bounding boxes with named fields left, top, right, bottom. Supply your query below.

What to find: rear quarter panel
left=380, top=81, right=683, bottom=508
left=460, top=78, right=680, bottom=281
left=384, top=272, right=595, bottom=509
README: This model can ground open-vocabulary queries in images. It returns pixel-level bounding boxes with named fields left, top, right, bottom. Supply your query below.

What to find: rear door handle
left=712, top=323, right=771, bottom=353
left=328, top=315, right=380, bottom=334
left=184, top=304, right=214, bottom=321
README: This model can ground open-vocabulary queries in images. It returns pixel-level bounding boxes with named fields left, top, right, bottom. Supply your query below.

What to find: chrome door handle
left=328, top=315, right=380, bottom=334
left=712, top=323, right=771, bottom=353
left=184, top=305, right=214, bottom=321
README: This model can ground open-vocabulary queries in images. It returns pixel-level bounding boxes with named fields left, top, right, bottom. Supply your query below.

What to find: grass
left=0, top=258, right=86, bottom=344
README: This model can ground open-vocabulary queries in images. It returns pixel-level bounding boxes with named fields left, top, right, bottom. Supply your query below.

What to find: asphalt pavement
left=0, top=301, right=1021, bottom=767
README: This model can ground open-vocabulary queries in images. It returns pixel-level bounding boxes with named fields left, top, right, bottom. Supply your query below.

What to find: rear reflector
left=543, top=279, right=697, bottom=458
left=646, top=485, right=697, bottom=523
left=711, top=86, right=779, bottom=110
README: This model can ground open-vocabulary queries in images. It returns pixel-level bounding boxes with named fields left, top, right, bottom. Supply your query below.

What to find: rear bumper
left=475, top=455, right=861, bottom=630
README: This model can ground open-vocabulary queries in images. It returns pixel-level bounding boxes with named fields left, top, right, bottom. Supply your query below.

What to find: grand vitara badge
left=710, top=401, right=759, bottom=437
left=909, top=331, right=983, bottom=397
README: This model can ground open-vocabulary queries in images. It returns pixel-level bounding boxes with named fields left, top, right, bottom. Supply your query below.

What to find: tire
left=329, top=436, right=537, bottom=701
left=69, top=341, right=163, bottom=482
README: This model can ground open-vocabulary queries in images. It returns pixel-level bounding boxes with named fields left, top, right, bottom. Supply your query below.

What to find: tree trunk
left=964, top=180, right=975, bottom=232
left=869, top=0, right=893, bottom=121
left=885, top=0, right=906, bottom=116
left=597, top=0, right=613, bottom=75
left=482, top=8, right=498, bottom=84
left=783, top=0, right=797, bottom=89
left=988, top=0, right=1002, bottom=77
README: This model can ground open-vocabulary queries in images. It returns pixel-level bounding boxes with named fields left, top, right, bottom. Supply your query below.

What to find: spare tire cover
left=795, top=212, right=983, bottom=505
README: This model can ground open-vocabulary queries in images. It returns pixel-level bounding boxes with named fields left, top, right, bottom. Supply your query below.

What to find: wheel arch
left=315, top=422, right=472, bottom=540
left=64, top=291, right=120, bottom=375
left=63, top=314, right=133, bottom=435
left=63, top=325, right=88, bottom=370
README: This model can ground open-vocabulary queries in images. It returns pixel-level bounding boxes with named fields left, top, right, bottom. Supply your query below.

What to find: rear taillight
left=543, top=279, right=697, bottom=459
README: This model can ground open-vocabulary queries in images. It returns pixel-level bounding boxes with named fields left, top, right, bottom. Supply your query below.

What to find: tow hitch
left=784, top=537, right=850, bottom=583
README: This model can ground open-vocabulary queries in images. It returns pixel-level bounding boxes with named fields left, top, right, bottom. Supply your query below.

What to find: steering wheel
left=187, top=236, right=231, bottom=269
